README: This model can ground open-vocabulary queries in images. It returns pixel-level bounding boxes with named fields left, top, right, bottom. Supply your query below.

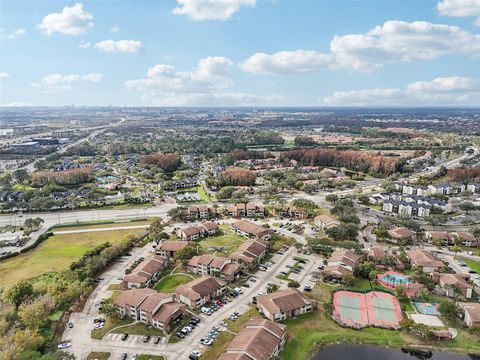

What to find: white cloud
left=38, top=3, right=93, bottom=35
left=241, top=20, right=480, bottom=74
left=1, top=28, right=27, bottom=40
left=126, top=56, right=281, bottom=106
left=126, top=56, right=234, bottom=93
left=437, top=0, right=480, bottom=26
left=240, top=50, right=334, bottom=74
left=323, top=76, right=480, bottom=105
left=32, top=73, right=103, bottom=90
left=110, top=25, right=120, bottom=33
left=93, top=39, right=143, bottom=53
left=172, top=0, right=256, bottom=21
left=0, top=73, right=10, bottom=81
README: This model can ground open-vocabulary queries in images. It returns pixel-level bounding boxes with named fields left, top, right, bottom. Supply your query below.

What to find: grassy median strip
left=87, top=352, right=110, bottom=360
left=91, top=317, right=133, bottom=340
left=138, top=355, right=165, bottom=360
left=111, top=322, right=165, bottom=337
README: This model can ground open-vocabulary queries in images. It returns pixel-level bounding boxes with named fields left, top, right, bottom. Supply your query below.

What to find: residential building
left=382, top=200, right=431, bottom=217
left=175, top=276, right=226, bottom=309
left=431, top=273, right=473, bottom=299
left=425, top=231, right=478, bottom=247
left=257, top=288, right=313, bottom=321
left=188, top=254, right=241, bottom=282
left=314, top=214, right=340, bottom=230
left=155, top=240, right=190, bottom=258
left=406, top=249, right=443, bottom=273
left=113, top=288, right=185, bottom=333
left=122, top=255, right=168, bottom=289
left=322, top=249, right=360, bottom=280
left=367, top=246, right=404, bottom=270
left=186, top=205, right=214, bottom=220
left=54, top=160, right=80, bottom=172
left=218, top=318, right=287, bottom=360
left=178, top=221, right=219, bottom=241
left=231, top=220, right=273, bottom=241
left=387, top=226, right=415, bottom=243
left=227, top=202, right=264, bottom=218
left=230, top=239, right=268, bottom=269
left=279, top=206, right=308, bottom=219
left=459, top=303, right=480, bottom=328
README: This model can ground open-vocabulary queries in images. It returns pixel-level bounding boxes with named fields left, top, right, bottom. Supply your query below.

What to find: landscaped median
left=91, top=316, right=133, bottom=340
left=111, top=322, right=165, bottom=337
left=87, top=352, right=110, bottom=360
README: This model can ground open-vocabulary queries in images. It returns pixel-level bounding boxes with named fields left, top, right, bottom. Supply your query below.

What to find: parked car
left=57, top=343, right=71, bottom=350
left=131, top=354, right=138, bottom=360
left=143, top=335, right=150, bottom=343
left=120, top=354, right=127, bottom=360
left=176, top=332, right=185, bottom=339
left=154, top=336, right=161, bottom=344
left=121, top=333, right=129, bottom=341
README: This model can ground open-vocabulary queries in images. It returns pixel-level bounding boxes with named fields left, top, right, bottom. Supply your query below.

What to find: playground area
left=413, top=302, right=440, bottom=316
left=377, top=271, right=410, bottom=288
left=332, top=290, right=403, bottom=329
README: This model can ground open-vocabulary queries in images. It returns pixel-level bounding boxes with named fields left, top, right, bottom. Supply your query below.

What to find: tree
left=439, top=300, right=459, bottom=324
left=425, top=214, right=448, bottom=226
left=358, top=194, right=370, bottom=205
left=18, top=296, right=54, bottom=330
left=342, top=273, right=355, bottom=286
left=325, top=194, right=338, bottom=203
left=355, top=261, right=375, bottom=278
left=13, top=169, right=29, bottom=184
left=174, top=247, right=197, bottom=262
left=3, top=280, right=33, bottom=308
left=0, top=173, right=12, bottom=188
left=287, top=280, right=300, bottom=288
left=267, top=284, right=280, bottom=293
left=459, top=201, right=476, bottom=214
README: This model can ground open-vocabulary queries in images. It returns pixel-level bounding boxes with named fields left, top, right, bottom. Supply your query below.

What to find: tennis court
left=413, top=302, right=440, bottom=316
left=332, top=290, right=402, bottom=329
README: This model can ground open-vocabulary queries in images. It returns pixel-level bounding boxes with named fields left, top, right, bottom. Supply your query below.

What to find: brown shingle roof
left=257, top=288, right=310, bottom=314
left=114, top=288, right=156, bottom=308
left=388, top=226, right=415, bottom=239
left=406, top=249, right=443, bottom=268
left=232, top=220, right=271, bottom=237
left=159, top=240, right=189, bottom=252
left=152, top=302, right=185, bottom=323
left=138, top=293, right=171, bottom=313
left=176, top=276, right=224, bottom=301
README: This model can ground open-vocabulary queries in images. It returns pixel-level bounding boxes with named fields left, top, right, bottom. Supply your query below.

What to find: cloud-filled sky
left=1, top=0, right=479, bottom=106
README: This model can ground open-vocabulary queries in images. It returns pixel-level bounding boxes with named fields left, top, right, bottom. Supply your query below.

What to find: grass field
left=138, top=355, right=165, bottom=360
left=91, top=316, right=133, bottom=340
left=464, top=259, right=480, bottom=273
left=200, top=225, right=246, bottom=255
left=154, top=274, right=193, bottom=293
left=53, top=219, right=153, bottom=232
left=87, top=352, right=110, bottom=360
left=111, top=322, right=165, bottom=337
left=0, top=226, right=147, bottom=288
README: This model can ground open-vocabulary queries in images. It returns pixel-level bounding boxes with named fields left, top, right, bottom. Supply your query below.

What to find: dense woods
left=219, top=166, right=256, bottom=187
left=139, top=153, right=182, bottom=173
left=228, top=150, right=274, bottom=161
left=281, top=148, right=403, bottom=175
left=447, top=167, right=480, bottom=183
left=31, top=167, right=94, bottom=187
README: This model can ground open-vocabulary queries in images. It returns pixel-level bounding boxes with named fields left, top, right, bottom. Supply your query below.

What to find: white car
left=57, top=343, right=71, bottom=350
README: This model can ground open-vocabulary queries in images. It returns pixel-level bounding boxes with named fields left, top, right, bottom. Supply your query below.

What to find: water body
left=313, top=345, right=480, bottom=360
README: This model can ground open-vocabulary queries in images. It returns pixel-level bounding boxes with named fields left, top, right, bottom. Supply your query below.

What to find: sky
left=0, top=0, right=480, bottom=107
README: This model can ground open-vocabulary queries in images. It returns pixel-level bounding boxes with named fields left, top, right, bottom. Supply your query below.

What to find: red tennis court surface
left=332, top=290, right=402, bottom=329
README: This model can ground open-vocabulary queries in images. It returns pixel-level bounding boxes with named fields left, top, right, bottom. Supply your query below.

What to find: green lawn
left=87, top=352, right=110, bottom=360
left=53, top=219, right=153, bottom=232
left=464, top=259, right=480, bottom=273
left=200, top=225, right=246, bottom=255
left=154, top=274, right=193, bottom=293
left=91, top=316, right=133, bottom=340
left=111, top=322, right=164, bottom=337
left=0, top=227, right=147, bottom=288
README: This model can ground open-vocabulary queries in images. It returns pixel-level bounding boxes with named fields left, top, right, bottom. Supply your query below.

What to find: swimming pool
left=378, top=272, right=410, bottom=287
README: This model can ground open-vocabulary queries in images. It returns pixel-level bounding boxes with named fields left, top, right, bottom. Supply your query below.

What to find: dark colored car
left=154, top=336, right=161, bottom=344
left=121, top=333, right=129, bottom=341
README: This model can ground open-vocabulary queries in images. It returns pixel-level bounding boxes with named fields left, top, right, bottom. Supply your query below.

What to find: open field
left=154, top=274, right=193, bottom=293
left=200, top=225, right=246, bottom=255
left=0, top=227, right=147, bottom=288
left=53, top=219, right=153, bottom=232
